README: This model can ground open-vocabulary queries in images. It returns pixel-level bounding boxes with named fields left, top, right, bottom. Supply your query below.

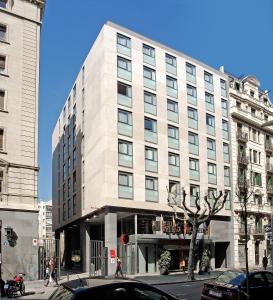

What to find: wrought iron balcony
left=265, top=142, right=273, bottom=153
left=237, top=154, right=249, bottom=166
left=266, top=163, right=273, bottom=173
left=238, top=226, right=251, bottom=235
left=251, top=227, right=264, bottom=236
left=237, top=131, right=248, bottom=143
left=266, top=184, right=273, bottom=194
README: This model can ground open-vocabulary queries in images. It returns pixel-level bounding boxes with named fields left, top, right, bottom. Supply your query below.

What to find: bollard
left=67, top=273, right=69, bottom=282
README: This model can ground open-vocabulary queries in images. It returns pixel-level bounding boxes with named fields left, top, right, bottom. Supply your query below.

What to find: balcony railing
left=265, top=142, right=273, bottom=153
left=237, top=131, right=248, bottom=143
left=266, top=184, right=273, bottom=194
left=237, top=154, right=249, bottom=166
left=266, top=163, right=273, bottom=173
left=251, top=227, right=264, bottom=235
left=238, top=226, right=251, bottom=235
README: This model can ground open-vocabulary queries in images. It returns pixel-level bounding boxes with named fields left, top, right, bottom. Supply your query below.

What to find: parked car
left=201, top=269, right=273, bottom=299
left=49, top=278, right=179, bottom=300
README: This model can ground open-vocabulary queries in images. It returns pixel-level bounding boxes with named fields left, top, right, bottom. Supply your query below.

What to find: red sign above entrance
left=110, top=249, right=116, bottom=258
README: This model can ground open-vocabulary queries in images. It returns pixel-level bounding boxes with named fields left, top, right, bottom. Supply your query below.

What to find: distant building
left=0, top=0, right=45, bottom=279
left=228, top=74, right=273, bottom=268
left=38, top=200, right=54, bottom=240
left=52, top=22, right=233, bottom=275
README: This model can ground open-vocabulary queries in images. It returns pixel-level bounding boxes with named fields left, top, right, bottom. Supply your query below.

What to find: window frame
left=117, top=33, right=131, bottom=48
left=143, top=66, right=156, bottom=81
left=117, top=56, right=132, bottom=71
left=143, top=44, right=155, bottom=58
left=145, top=117, right=157, bottom=133
left=166, top=53, right=177, bottom=67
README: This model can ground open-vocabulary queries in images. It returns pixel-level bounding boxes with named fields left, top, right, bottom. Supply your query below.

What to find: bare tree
left=235, top=165, right=254, bottom=300
left=167, top=186, right=228, bottom=280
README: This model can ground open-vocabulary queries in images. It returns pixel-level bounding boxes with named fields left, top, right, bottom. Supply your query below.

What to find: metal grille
left=89, top=240, right=107, bottom=277
left=38, top=239, right=60, bottom=280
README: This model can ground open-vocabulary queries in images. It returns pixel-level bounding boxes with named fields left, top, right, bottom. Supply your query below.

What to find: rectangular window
left=188, top=107, right=198, bottom=130
left=73, top=84, right=76, bottom=103
left=67, top=177, right=71, bottom=197
left=0, top=169, right=3, bottom=193
left=165, top=53, right=177, bottom=75
left=221, top=99, right=228, bottom=117
left=221, top=79, right=227, bottom=97
left=118, top=109, right=132, bottom=125
left=143, top=66, right=156, bottom=90
left=0, top=24, right=7, bottom=42
left=145, top=176, right=158, bottom=202
left=73, top=149, right=76, bottom=169
left=145, top=117, right=156, bottom=132
left=206, top=114, right=215, bottom=136
left=0, top=90, right=5, bottom=110
left=63, top=164, right=66, bottom=181
left=187, top=85, right=197, bottom=105
left=145, top=146, right=158, bottom=173
left=204, top=71, right=213, bottom=91
left=118, top=171, right=133, bottom=199
left=167, top=99, right=178, bottom=112
left=252, top=172, right=262, bottom=186
left=73, top=171, right=76, bottom=192
left=188, top=132, right=199, bottom=155
left=143, top=44, right=155, bottom=66
left=205, top=92, right=214, bottom=112
left=73, top=126, right=76, bottom=146
left=223, top=143, right=230, bottom=163
left=169, top=152, right=180, bottom=177
left=73, top=195, right=76, bottom=215
left=167, top=99, right=178, bottom=123
left=190, top=185, right=200, bottom=207
left=117, top=81, right=132, bottom=107
left=208, top=163, right=217, bottom=184
left=225, top=190, right=231, bottom=210
left=0, top=1, right=7, bottom=9
left=224, top=166, right=230, bottom=186
left=118, top=139, right=133, bottom=167
left=222, top=120, right=229, bottom=140
left=143, top=66, right=156, bottom=80
left=73, top=104, right=76, bottom=122
left=166, top=53, right=176, bottom=67
left=168, top=125, right=179, bottom=139
left=68, top=157, right=71, bottom=175
left=144, top=91, right=157, bottom=115
left=207, top=138, right=216, bottom=160
left=117, top=56, right=132, bottom=81
left=63, top=203, right=66, bottom=221
left=189, top=158, right=199, bottom=181
left=117, top=33, right=131, bottom=47
left=143, top=44, right=155, bottom=57
left=166, top=76, right=178, bottom=98
left=186, top=62, right=196, bottom=83
left=208, top=188, right=217, bottom=206
left=0, top=55, right=6, bottom=73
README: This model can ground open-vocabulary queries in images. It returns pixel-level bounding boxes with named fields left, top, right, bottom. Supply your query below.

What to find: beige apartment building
left=38, top=200, right=54, bottom=240
left=229, top=74, right=273, bottom=268
left=0, top=0, right=44, bottom=279
left=52, top=22, right=233, bottom=275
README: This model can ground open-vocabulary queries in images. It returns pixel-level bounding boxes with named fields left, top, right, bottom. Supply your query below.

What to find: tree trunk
left=187, top=221, right=199, bottom=280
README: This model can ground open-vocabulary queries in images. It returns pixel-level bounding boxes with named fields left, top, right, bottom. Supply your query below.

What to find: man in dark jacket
left=262, top=255, right=268, bottom=270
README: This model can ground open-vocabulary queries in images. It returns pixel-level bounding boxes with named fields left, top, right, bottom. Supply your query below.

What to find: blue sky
left=39, top=0, right=273, bottom=200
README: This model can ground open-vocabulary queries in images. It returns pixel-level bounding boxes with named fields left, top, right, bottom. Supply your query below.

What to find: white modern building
left=52, top=22, right=233, bottom=275
left=38, top=200, right=54, bottom=240
left=229, top=74, right=273, bottom=268
left=0, top=0, right=44, bottom=279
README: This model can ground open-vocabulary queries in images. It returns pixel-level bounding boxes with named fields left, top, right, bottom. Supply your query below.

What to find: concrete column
left=80, top=222, right=90, bottom=272
left=105, top=212, right=117, bottom=276
left=134, top=214, right=138, bottom=274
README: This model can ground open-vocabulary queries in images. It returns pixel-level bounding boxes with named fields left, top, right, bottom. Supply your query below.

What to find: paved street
left=156, top=280, right=206, bottom=300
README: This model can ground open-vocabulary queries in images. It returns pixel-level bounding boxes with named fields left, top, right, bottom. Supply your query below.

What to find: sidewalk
left=1, top=269, right=225, bottom=299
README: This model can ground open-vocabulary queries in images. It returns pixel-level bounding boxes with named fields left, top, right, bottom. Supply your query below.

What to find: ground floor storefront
left=56, top=207, right=232, bottom=276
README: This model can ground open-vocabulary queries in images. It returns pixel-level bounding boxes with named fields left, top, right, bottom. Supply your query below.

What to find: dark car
left=201, top=270, right=273, bottom=299
left=49, top=278, right=179, bottom=300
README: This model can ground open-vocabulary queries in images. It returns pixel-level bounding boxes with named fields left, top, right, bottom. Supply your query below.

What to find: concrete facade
left=229, top=74, right=273, bottom=268
left=52, top=22, right=233, bottom=275
left=0, top=0, right=44, bottom=280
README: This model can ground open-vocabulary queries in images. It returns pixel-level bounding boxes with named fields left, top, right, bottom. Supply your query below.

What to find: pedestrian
left=262, top=255, right=268, bottom=270
left=45, top=257, right=58, bottom=286
left=180, top=258, right=186, bottom=273
left=115, top=257, right=124, bottom=278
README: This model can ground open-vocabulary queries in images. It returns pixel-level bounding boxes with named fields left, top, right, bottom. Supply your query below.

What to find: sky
left=39, top=0, right=273, bottom=200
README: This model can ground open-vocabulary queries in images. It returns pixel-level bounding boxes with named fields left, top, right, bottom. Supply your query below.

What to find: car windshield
left=216, top=271, right=246, bottom=285
left=49, top=285, right=74, bottom=300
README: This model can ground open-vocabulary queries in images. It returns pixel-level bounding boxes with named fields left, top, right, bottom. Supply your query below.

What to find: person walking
left=45, top=257, right=58, bottom=286
left=180, top=259, right=186, bottom=273
left=262, top=255, right=268, bottom=270
left=115, top=257, right=124, bottom=278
